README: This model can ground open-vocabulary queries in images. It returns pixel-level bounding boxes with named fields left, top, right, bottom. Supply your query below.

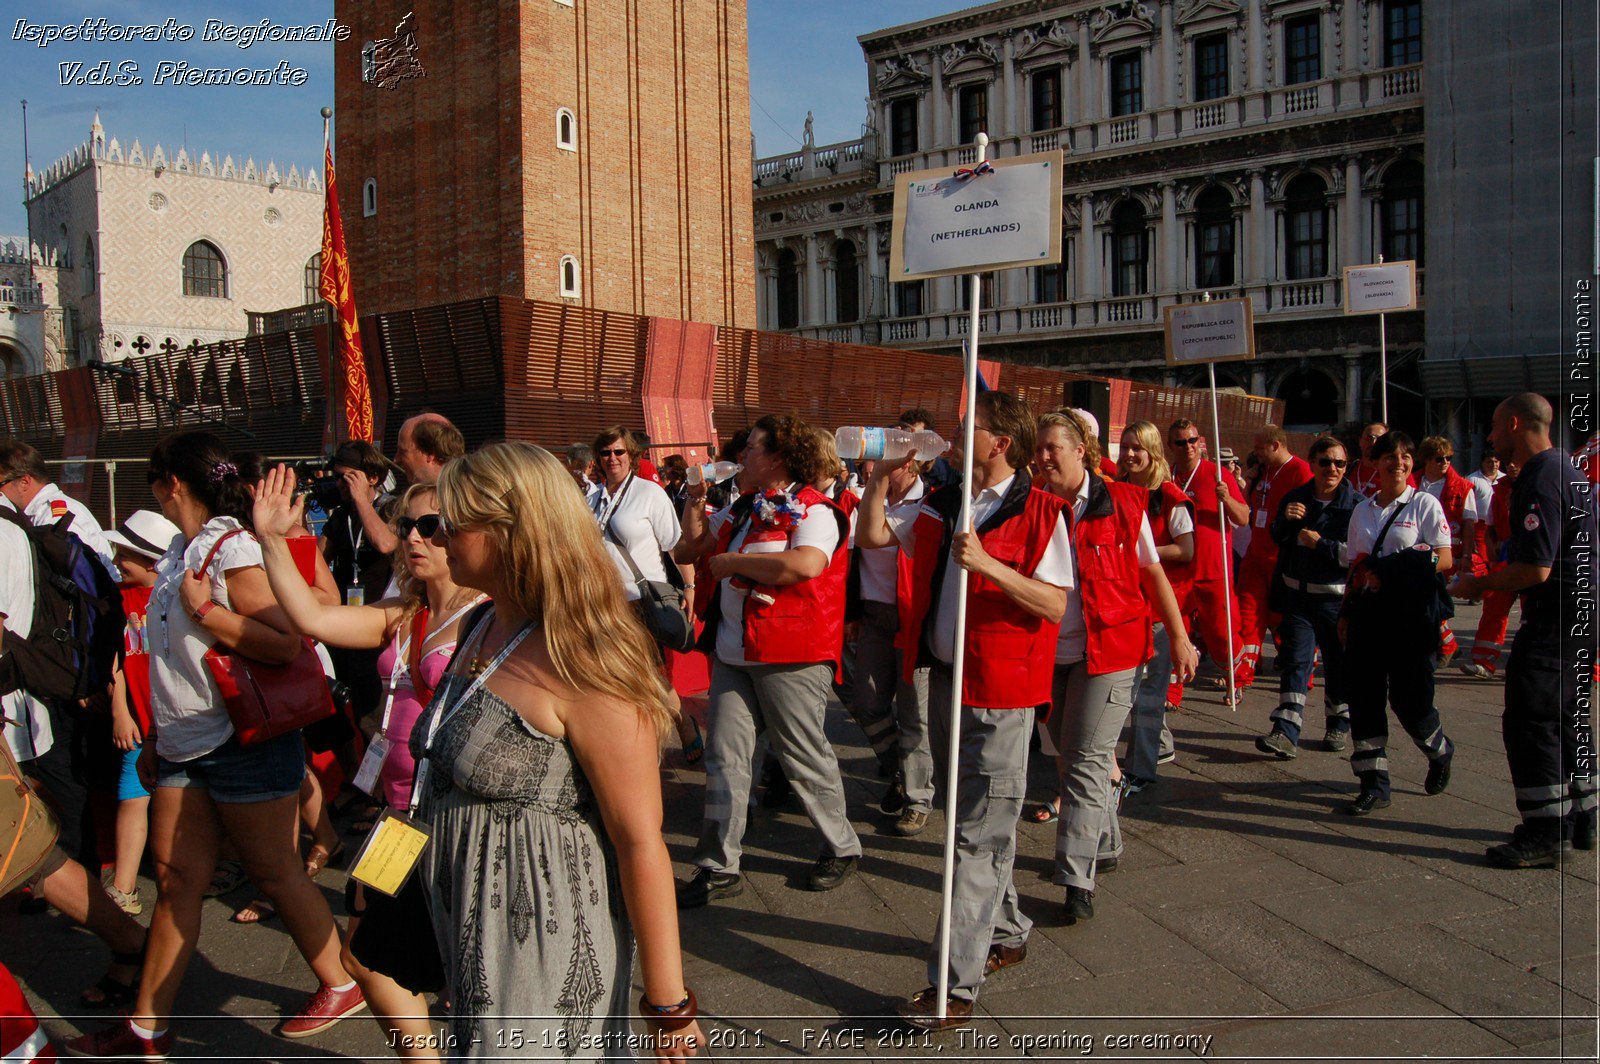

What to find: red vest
left=1141, top=481, right=1194, bottom=619
left=1071, top=479, right=1157, bottom=675
left=898, top=476, right=1066, bottom=709
left=1434, top=466, right=1473, bottom=552
left=118, top=584, right=154, bottom=735
left=710, top=486, right=849, bottom=676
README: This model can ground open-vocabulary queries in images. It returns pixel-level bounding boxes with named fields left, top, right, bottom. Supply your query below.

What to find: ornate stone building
left=753, top=0, right=1425, bottom=431
left=4, top=115, right=322, bottom=377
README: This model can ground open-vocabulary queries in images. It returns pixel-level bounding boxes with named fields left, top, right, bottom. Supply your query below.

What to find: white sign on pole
left=1162, top=298, right=1256, bottom=365
left=1343, top=261, right=1417, bottom=314
left=890, top=151, right=1063, bottom=280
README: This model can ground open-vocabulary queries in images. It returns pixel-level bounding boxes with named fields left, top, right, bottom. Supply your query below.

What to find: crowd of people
left=0, top=386, right=1591, bottom=1056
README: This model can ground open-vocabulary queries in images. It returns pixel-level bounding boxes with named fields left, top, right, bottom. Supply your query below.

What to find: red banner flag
left=319, top=127, right=373, bottom=442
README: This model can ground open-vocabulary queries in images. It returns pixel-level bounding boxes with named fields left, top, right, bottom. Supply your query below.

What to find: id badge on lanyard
left=351, top=615, right=531, bottom=896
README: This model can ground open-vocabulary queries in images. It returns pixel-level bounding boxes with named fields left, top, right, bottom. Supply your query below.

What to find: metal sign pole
left=935, top=130, right=987, bottom=1020
left=1199, top=292, right=1238, bottom=710
left=1377, top=254, right=1389, bottom=424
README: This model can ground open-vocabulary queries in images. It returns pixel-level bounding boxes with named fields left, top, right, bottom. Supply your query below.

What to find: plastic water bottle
left=686, top=461, right=742, bottom=486
left=835, top=426, right=951, bottom=463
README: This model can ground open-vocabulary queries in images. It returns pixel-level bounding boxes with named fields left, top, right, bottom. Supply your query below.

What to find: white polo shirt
left=858, top=478, right=925, bottom=605
left=888, top=473, right=1076, bottom=666
left=1347, top=487, right=1449, bottom=561
left=0, top=512, right=52, bottom=762
left=26, top=482, right=115, bottom=577
left=591, top=475, right=681, bottom=602
left=710, top=489, right=841, bottom=666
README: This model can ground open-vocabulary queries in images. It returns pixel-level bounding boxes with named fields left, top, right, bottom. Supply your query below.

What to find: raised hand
left=252, top=463, right=308, bottom=541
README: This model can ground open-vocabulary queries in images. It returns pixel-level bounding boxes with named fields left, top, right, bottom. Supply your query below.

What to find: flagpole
left=1201, top=291, right=1239, bottom=711
left=321, top=107, right=340, bottom=453
left=936, top=130, right=987, bottom=1021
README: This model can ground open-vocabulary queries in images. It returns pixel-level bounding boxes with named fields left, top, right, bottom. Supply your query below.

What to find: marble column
left=1251, top=365, right=1267, bottom=397
left=804, top=233, right=824, bottom=326
left=1342, top=156, right=1364, bottom=269
left=1247, top=169, right=1268, bottom=283
left=865, top=224, right=882, bottom=318
left=1156, top=2, right=1178, bottom=135
left=1244, top=0, right=1265, bottom=122
left=1160, top=182, right=1180, bottom=292
left=1001, top=34, right=1018, bottom=139
left=1079, top=19, right=1096, bottom=124
left=1343, top=354, right=1362, bottom=423
left=930, top=49, right=947, bottom=151
left=1078, top=194, right=1098, bottom=299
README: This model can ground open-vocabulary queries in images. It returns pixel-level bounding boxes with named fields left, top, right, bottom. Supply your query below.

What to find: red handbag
left=197, top=529, right=335, bottom=746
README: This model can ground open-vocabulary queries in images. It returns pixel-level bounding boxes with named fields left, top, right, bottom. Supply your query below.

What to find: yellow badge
left=349, top=809, right=431, bottom=896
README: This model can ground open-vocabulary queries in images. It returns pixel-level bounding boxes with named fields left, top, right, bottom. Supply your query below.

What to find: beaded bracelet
left=638, top=987, right=698, bottom=1032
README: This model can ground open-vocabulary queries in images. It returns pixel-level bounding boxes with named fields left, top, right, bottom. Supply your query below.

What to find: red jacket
left=702, top=486, right=850, bottom=677
left=898, top=475, right=1066, bottom=709
left=1070, top=477, right=1156, bottom=675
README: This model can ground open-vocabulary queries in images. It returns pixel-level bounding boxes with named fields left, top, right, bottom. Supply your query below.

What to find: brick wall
left=335, top=0, right=755, bottom=328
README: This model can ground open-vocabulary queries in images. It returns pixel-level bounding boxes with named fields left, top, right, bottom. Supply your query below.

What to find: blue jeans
left=1124, top=623, right=1174, bottom=780
left=155, top=730, right=305, bottom=804
left=1269, top=595, right=1350, bottom=746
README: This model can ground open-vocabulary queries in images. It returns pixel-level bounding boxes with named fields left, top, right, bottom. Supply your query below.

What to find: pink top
left=375, top=635, right=458, bottom=809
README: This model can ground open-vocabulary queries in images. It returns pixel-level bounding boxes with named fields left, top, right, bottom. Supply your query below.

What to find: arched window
left=182, top=241, right=227, bottom=298
left=1112, top=200, right=1148, bottom=297
left=174, top=359, right=197, bottom=407
left=776, top=248, right=800, bottom=328
left=1279, top=368, right=1339, bottom=428
left=226, top=362, right=247, bottom=408
left=363, top=178, right=377, bottom=217
left=1380, top=159, right=1423, bottom=266
left=200, top=359, right=223, bottom=406
left=834, top=240, right=859, bottom=323
left=957, top=272, right=995, bottom=310
left=559, top=255, right=580, bottom=298
left=305, top=253, right=322, bottom=305
left=1284, top=174, right=1328, bottom=280
left=81, top=236, right=95, bottom=294
left=556, top=108, right=577, bottom=151
left=1194, top=186, right=1235, bottom=288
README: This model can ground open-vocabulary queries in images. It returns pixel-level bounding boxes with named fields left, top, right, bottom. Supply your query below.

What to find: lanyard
left=408, top=614, right=533, bottom=814
left=375, top=599, right=483, bottom=733
left=593, top=474, right=633, bottom=532
left=1179, top=461, right=1201, bottom=498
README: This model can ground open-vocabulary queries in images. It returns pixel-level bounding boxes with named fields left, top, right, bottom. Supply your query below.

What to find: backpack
left=0, top=505, right=124, bottom=708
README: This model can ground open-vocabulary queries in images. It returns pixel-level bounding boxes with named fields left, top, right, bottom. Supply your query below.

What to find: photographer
left=317, top=442, right=397, bottom=737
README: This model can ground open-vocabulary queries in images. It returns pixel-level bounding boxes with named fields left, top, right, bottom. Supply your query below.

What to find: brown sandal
left=232, top=898, right=277, bottom=924
left=304, top=841, right=345, bottom=879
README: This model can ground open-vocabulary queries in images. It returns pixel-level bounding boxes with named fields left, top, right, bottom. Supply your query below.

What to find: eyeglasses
left=598, top=449, right=630, bottom=457
left=1316, top=458, right=1348, bottom=469
left=1171, top=436, right=1201, bottom=448
left=397, top=514, right=443, bottom=539
left=438, top=514, right=463, bottom=539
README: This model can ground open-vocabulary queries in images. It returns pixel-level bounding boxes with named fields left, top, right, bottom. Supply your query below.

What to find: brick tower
left=333, top=0, right=756, bottom=328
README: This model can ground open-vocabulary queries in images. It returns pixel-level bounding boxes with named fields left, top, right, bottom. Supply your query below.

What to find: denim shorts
left=156, top=731, right=305, bottom=804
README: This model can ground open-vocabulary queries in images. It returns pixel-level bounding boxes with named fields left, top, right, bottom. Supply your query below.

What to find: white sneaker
left=1458, top=663, right=1491, bottom=679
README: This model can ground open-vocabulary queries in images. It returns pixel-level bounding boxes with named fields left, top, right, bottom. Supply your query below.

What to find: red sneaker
left=277, top=982, right=367, bottom=1039
left=63, top=1018, right=174, bottom=1060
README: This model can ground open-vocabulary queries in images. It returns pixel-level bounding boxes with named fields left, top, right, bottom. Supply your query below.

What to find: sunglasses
left=1316, top=458, right=1348, bottom=469
left=1171, top=436, right=1201, bottom=448
left=397, top=514, right=444, bottom=539
left=598, top=448, right=630, bottom=457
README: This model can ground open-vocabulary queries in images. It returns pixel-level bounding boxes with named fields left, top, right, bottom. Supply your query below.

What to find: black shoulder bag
left=602, top=479, right=696, bottom=654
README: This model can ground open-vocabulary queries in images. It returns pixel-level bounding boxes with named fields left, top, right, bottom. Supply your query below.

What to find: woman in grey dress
left=414, top=441, right=702, bottom=1061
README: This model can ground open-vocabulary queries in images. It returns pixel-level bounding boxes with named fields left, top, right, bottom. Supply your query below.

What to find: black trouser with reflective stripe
left=1270, top=593, right=1350, bottom=746
left=1347, top=618, right=1452, bottom=800
left=1504, top=620, right=1597, bottom=835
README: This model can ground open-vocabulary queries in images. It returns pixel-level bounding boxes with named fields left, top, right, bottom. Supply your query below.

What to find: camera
left=294, top=458, right=345, bottom=512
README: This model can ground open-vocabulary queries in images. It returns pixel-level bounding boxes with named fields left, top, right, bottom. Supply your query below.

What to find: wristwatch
left=191, top=600, right=218, bottom=624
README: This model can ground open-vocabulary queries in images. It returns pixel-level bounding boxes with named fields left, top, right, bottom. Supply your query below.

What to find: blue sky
left=0, top=1, right=959, bottom=238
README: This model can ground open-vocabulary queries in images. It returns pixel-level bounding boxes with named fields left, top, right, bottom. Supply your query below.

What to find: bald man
left=1454, top=393, right=1597, bottom=867
left=393, top=412, right=465, bottom=486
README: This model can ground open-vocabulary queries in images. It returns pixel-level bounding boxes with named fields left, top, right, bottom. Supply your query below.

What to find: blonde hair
left=435, top=442, right=673, bottom=743
left=390, top=484, right=439, bottom=621
left=1120, top=420, right=1171, bottom=489
left=812, top=428, right=844, bottom=486
left=1041, top=409, right=1104, bottom=478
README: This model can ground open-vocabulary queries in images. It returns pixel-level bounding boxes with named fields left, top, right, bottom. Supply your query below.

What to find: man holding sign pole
left=857, top=391, right=1073, bottom=1030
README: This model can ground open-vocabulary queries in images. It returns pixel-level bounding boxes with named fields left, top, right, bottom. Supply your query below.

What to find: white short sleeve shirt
left=26, top=482, right=115, bottom=578
left=148, top=517, right=264, bottom=761
left=858, top=479, right=925, bottom=605
left=0, top=515, right=52, bottom=761
left=1347, top=487, right=1450, bottom=561
left=711, top=491, right=841, bottom=666
left=591, top=475, right=681, bottom=602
